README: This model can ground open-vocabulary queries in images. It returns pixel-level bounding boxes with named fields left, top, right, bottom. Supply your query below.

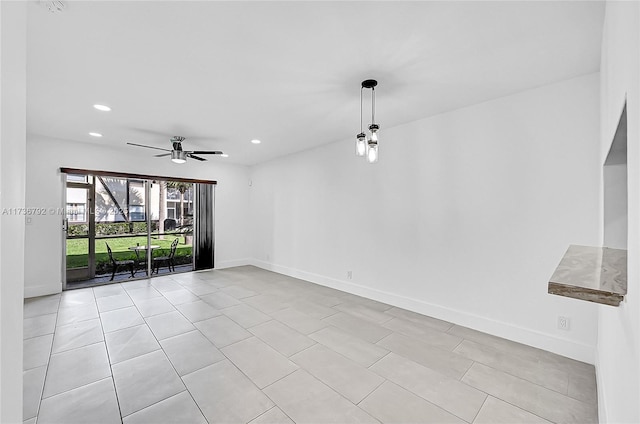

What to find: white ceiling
left=27, top=1, right=604, bottom=166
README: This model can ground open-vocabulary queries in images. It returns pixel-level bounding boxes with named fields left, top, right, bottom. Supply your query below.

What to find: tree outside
left=166, top=181, right=192, bottom=226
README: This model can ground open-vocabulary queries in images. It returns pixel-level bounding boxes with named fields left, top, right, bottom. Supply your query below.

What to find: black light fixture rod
left=360, top=87, right=364, bottom=133
left=371, top=86, right=376, bottom=125
left=361, top=79, right=378, bottom=125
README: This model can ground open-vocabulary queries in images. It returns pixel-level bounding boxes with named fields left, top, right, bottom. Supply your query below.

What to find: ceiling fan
left=127, top=136, right=223, bottom=164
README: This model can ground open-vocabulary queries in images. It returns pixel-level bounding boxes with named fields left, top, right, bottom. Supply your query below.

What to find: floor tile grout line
left=491, top=395, right=561, bottom=424
left=564, top=371, right=571, bottom=398
left=365, top=357, right=489, bottom=424
left=334, top=304, right=397, bottom=326
left=261, top=367, right=373, bottom=420
left=355, top=377, right=387, bottom=406
left=462, top=355, right=590, bottom=401
left=48, top=318, right=106, bottom=356
left=27, top=267, right=598, bottom=424
left=100, top=306, right=146, bottom=334
left=378, top=310, right=457, bottom=333
left=207, top=327, right=300, bottom=414
left=459, top=360, right=477, bottom=382
left=469, top=393, right=489, bottom=424
left=246, top=405, right=295, bottom=424
left=376, top=329, right=469, bottom=363
left=462, top=361, right=596, bottom=421
left=94, top=284, right=127, bottom=423
left=283, top=339, right=319, bottom=359
left=307, top=326, right=390, bottom=367
left=366, top=351, right=393, bottom=370
left=22, top=333, right=55, bottom=371
left=163, top=273, right=291, bottom=422
left=453, top=336, right=587, bottom=388
left=449, top=330, right=586, bottom=372
left=247, top=320, right=322, bottom=358
left=451, top=336, right=466, bottom=352
left=173, top=355, right=227, bottom=379
left=118, top=278, right=210, bottom=422
left=380, top=320, right=463, bottom=349
left=30, top=294, right=61, bottom=423
left=364, top=377, right=479, bottom=424
left=217, top=305, right=272, bottom=329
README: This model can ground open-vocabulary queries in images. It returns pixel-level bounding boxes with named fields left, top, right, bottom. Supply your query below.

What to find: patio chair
left=153, top=238, right=179, bottom=274
left=106, top=242, right=135, bottom=281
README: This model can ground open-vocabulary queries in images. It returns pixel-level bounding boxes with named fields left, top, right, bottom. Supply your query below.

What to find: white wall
left=0, top=2, right=26, bottom=422
left=603, top=163, right=627, bottom=249
left=250, top=73, right=601, bottom=363
left=24, top=136, right=252, bottom=297
left=597, top=1, right=640, bottom=422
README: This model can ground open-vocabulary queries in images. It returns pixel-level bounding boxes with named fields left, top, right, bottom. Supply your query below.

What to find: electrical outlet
left=266, top=253, right=270, bottom=261
left=557, top=316, right=571, bottom=331
left=347, top=271, right=352, bottom=280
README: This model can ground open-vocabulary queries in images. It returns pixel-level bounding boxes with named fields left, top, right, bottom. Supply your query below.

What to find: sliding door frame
left=60, top=168, right=216, bottom=287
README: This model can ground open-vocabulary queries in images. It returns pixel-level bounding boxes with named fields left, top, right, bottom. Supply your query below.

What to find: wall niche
left=548, top=103, right=628, bottom=307
left=604, top=104, right=628, bottom=250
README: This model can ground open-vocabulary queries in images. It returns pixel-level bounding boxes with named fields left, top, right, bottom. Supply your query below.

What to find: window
left=66, top=173, right=88, bottom=183
left=67, top=203, right=86, bottom=222
left=129, top=205, right=145, bottom=221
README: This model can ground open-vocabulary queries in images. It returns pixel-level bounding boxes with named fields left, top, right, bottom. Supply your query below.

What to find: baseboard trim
left=24, top=283, right=62, bottom=299
left=249, top=259, right=595, bottom=363
left=595, top=350, right=608, bottom=423
left=215, top=258, right=252, bottom=270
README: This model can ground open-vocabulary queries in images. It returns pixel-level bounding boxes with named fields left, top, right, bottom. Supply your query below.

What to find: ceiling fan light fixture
left=171, top=150, right=187, bottom=164
left=128, top=136, right=222, bottom=163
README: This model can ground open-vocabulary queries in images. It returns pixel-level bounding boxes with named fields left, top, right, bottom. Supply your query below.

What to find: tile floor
left=23, top=266, right=598, bottom=424
left=66, top=264, right=194, bottom=290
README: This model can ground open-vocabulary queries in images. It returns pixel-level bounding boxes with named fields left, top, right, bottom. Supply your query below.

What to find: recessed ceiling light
left=89, top=132, right=103, bottom=137
left=220, top=154, right=229, bottom=158
left=251, top=139, right=261, bottom=144
left=93, top=104, right=111, bottom=112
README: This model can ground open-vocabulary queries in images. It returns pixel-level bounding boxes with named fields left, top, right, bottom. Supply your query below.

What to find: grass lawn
left=66, top=235, right=192, bottom=270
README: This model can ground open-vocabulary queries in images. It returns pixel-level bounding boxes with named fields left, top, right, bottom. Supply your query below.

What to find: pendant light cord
left=371, top=87, right=376, bottom=125
left=360, top=87, right=364, bottom=133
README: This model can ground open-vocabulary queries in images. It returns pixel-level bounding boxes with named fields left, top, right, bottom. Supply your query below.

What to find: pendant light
left=356, top=79, right=379, bottom=163
left=356, top=86, right=367, bottom=157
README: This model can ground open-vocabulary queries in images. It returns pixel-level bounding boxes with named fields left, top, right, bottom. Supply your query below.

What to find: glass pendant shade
left=356, top=133, right=366, bottom=156
left=356, top=79, right=380, bottom=163
left=369, top=124, right=379, bottom=142
left=367, top=141, right=378, bottom=163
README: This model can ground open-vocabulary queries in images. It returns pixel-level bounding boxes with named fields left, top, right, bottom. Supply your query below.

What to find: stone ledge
left=548, top=245, right=627, bottom=307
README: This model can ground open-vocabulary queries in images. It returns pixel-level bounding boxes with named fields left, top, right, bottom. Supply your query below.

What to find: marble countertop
left=548, top=245, right=627, bottom=306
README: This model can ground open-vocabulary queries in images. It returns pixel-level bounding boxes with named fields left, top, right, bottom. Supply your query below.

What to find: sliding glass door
left=63, top=170, right=211, bottom=288
left=65, top=174, right=95, bottom=282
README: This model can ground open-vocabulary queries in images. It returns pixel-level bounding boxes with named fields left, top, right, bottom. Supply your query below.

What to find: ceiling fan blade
left=189, top=150, right=224, bottom=155
left=154, top=153, right=172, bottom=157
left=187, top=154, right=207, bottom=161
left=127, top=142, right=172, bottom=152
